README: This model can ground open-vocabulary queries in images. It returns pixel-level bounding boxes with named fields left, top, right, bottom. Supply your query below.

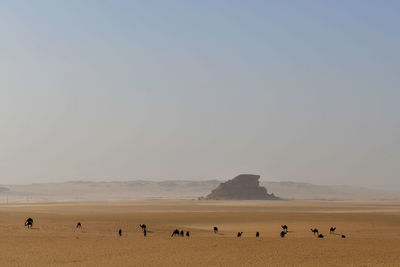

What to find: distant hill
left=0, top=180, right=399, bottom=203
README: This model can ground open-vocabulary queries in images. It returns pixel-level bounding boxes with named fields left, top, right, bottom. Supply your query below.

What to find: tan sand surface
left=1, top=200, right=400, bottom=266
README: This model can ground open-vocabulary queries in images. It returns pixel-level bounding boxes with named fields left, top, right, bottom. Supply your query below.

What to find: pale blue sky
left=0, top=1, right=399, bottom=189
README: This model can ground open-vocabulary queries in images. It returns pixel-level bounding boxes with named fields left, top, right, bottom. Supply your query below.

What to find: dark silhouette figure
left=25, top=218, right=33, bottom=229
left=186, top=231, right=190, bottom=237
left=281, top=225, right=288, bottom=233
left=140, top=224, right=147, bottom=231
left=180, top=230, right=184, bottom=237
left=143, top=228, right=147, bottom=237
left=118, top=229, right=122, bottom=236
left=213, top=226, right=218, bottom=234
left=256, top=232, right=260, bottom=238
left=341, top=234, right=346, bottom=238
left=76, top=222, right=82, bottom=229
left=318, top=234, right=324, bottom=238
left=171, top=229, right=180, bottom=237
left=280, top=231, right=287, bottom=238
left=330, top=227, right=336, bottom=234
left=310, top=228, right=319, bottom=235
left=237, top=232, right=243, bottom=237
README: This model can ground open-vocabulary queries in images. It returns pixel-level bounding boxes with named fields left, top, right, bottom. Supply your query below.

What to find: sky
left=0, top=0, right=399, bottom=190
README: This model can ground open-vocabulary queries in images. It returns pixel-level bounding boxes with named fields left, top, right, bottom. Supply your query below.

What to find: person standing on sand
left=119, top=229, right=122, bottom=236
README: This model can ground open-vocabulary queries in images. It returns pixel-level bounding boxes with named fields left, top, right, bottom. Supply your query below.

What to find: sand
left=1, top=200, right=400, bottom=266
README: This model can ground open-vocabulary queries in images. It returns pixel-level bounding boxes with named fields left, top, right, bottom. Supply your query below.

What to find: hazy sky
left=0, top=1, right=399, bottom=189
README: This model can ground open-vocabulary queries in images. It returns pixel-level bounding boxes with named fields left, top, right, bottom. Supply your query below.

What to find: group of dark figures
left=119, top=224, right=148, bottom=237
left=278, top=225, right=346, bottom=239
left=279, top=224, right=346, bottom=239
left=23, top=218, right=146, bottom=238
left=171, top=229, right=190, bottom=237
left=214, top=226, right=244, bottom=238
left=309, top=226, right=346, bottom=239
left=24, top=218, right=346, bottom=239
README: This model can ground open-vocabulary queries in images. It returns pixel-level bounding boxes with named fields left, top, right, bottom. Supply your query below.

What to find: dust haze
left=1, top=0, right=400, bottom=266
left=1, top=179, right=400, bottom=203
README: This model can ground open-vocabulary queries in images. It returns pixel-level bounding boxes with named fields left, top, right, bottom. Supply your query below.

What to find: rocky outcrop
left=205, top=174, right=279, bottom=200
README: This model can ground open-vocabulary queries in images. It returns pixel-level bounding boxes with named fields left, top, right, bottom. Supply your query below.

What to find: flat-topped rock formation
left=205, top=174, right=279, bottom=200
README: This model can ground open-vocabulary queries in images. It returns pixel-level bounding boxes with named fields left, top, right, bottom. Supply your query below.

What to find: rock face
left=205, top=174, right=279, bottom=200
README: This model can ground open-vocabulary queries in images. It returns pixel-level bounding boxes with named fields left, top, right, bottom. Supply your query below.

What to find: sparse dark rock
left=205, top=174, right=279, bottom=200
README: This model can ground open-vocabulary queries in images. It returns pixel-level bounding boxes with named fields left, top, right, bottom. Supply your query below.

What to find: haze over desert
left=1, top=0, right=399, bottom=266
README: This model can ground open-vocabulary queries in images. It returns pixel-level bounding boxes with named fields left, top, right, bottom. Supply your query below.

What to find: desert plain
left=1, top=200, right=400, bottom=266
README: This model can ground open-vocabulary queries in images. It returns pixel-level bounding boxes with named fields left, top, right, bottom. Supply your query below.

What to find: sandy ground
left=1, top=200, right=400, bottom=266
